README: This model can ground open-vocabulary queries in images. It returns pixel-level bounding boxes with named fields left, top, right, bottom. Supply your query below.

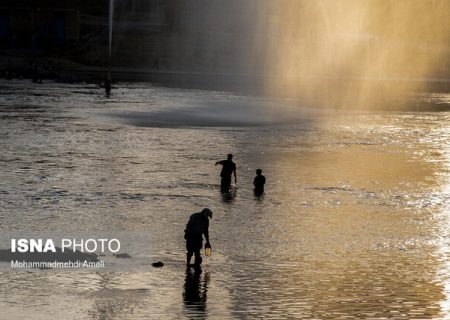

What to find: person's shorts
left=186, top=233, right=203, bottom=252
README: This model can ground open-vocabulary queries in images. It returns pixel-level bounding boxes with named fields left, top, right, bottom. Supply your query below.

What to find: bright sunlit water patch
left=436, top=124, right=450, bottom=319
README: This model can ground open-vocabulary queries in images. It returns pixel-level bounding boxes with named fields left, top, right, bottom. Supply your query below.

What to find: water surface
left=0, top=80, right=449, bottom=319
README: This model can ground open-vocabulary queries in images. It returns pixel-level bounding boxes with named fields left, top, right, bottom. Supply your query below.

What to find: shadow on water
left=183, top=268, right=210, bottom=317
left=111, top=99, right=314, bottom=128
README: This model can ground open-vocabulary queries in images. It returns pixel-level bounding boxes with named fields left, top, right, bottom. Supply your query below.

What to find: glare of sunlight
left=438, top=124, right=450, bottom=318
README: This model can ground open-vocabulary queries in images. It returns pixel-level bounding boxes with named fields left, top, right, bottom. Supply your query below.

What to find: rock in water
left=152, top=261, right=164, bottom=268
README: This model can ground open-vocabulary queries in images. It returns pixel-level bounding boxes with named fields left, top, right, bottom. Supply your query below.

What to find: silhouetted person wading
left=184, top=208, right=213, bottom=268
left=253, top=168, right=266, bottom=196
left=104, top=79, right=111, bottom=96
left=215, top=154, right=237, bottom=192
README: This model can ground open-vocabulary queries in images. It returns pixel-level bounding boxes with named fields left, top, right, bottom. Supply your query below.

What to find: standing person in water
left=253, top=168, right=266, bottom=196
left=215, top=154, right=237, bottom=192
left=184, top=208, right=213, bottom=268
left=104, top=78, right=111, bottom=96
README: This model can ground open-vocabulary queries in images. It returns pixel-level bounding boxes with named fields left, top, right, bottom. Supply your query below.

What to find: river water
left=0, top=80, right=449, bottom=319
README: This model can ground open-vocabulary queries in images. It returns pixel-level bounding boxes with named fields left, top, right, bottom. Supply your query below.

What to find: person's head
left=256, top=169, right=262, bottom=175
left=201, top=208, right=213, bottom=219
left=227, top=154, right=233, bottom=161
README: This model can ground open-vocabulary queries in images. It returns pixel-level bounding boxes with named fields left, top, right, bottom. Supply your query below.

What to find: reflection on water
left=183, top=269, right=210, bottom=318
left=220, top=188, right=237, bottom=203
left=0, top=80, right=449, bottom=319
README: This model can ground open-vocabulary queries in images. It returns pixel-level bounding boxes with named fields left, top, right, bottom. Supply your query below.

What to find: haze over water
left=264, top=1, right=450, bottom=109
left=0, top=80, right=449, bottom=318
left=170, top=1, right=450, bottom=110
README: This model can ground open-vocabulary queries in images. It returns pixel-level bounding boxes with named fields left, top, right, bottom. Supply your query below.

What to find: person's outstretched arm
left=215, top=160, right=223, bottom=166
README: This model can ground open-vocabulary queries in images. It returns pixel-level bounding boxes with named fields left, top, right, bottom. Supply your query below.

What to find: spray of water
left=108, top=0, right=114, bottom=58
left=262, top=0, right=450, bottom=110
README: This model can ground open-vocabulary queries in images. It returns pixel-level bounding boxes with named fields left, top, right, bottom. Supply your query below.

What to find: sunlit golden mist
left=263, top=0, right=450, bottom=109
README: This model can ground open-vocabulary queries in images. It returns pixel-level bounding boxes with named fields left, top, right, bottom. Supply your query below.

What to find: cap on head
left=201, top=208, right=213, bottom=218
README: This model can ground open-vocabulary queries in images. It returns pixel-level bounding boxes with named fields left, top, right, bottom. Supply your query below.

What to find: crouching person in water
left=185, top=208, right=213, bottom=268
